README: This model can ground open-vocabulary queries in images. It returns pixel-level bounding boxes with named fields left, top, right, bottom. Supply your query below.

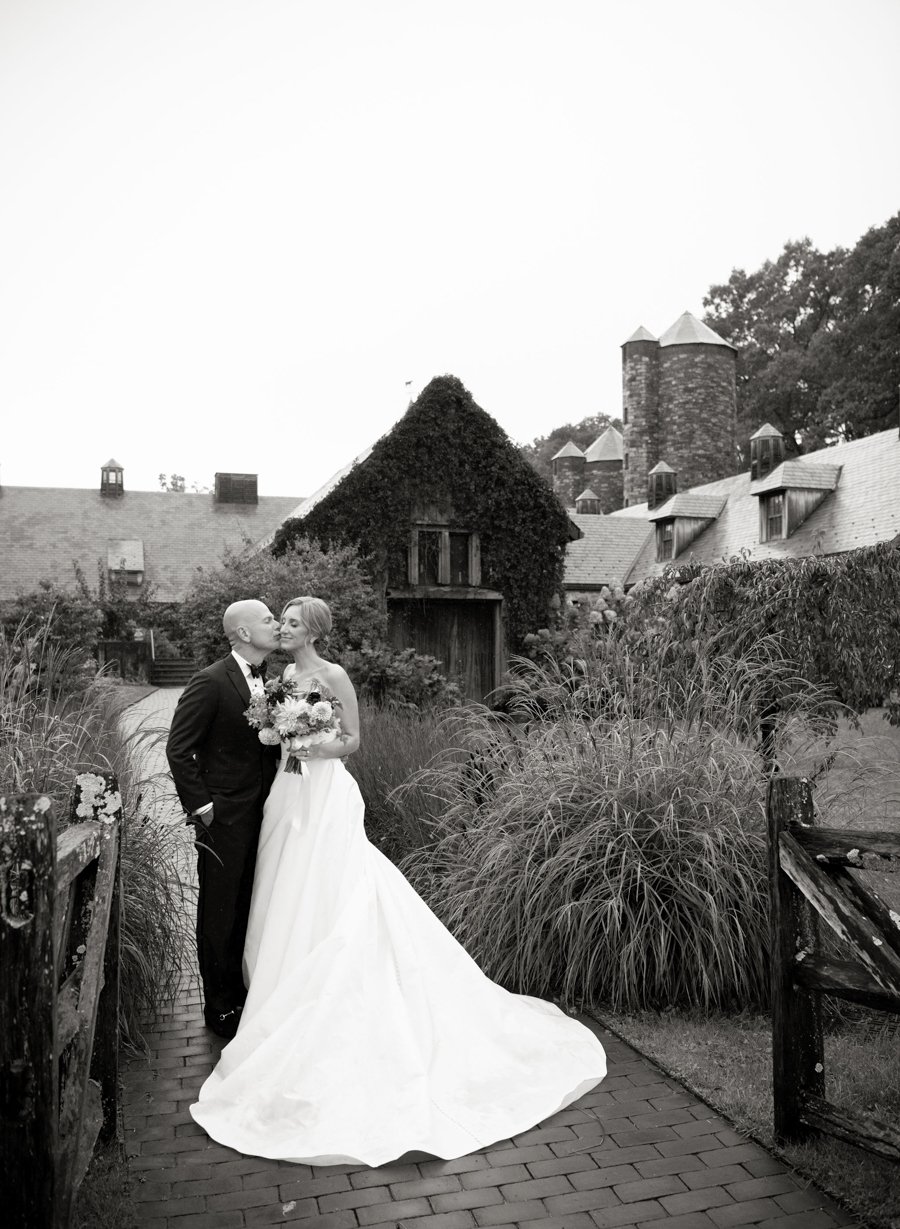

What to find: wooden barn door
left=388, top=599, right=498, bottom=702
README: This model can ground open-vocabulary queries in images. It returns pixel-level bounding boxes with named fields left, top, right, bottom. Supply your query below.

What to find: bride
left=190, top=596, right=607, bottom=1166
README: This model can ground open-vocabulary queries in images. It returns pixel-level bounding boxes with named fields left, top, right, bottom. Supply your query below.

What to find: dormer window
left=762, top=493, right=784, bottom=541
left=107, top=539, right=144, bottom=586
left=749, top=424, right=785, bottom=481
left=648, top=494, right=726, bottom=563
left=751, top=461, right=841, bottom=543
left=657, top=521, right=674, bottom=561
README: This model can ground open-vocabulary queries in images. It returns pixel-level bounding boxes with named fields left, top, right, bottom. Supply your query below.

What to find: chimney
left=100, top=458, right=124, bottom=498
left=647, top=461, right=676, bottom=510
left=214, top=472, right=258, bottom=504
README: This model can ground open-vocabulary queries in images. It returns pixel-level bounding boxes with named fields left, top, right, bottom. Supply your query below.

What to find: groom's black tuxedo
left=166, top=654, right=279, bottom=1024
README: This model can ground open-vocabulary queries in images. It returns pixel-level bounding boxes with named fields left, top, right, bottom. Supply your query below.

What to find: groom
left=166, top=599, right=281, bottom=1038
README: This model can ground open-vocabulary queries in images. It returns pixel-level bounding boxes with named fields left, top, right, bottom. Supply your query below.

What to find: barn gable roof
left=0, top=486, right=299, bottom=602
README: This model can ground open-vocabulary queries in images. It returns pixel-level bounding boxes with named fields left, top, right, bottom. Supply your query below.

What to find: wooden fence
left=0, top=773, right=123, bottom=1228
left=768, top=776, right=900, bottom=1161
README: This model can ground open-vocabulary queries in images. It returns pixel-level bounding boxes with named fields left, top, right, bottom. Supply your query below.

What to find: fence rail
left=768, top=776, right=900, bottom=1162
left=0, top=774, right=122, bottom=1228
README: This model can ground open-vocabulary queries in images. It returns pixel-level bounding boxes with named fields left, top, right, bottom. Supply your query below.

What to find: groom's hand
left=188, top=805, right=214, bottom=828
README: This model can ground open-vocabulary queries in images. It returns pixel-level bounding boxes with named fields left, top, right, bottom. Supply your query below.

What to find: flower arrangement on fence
left=245, top=676, right=343, bottom=773
left=74, top=772, right=123, bottom=823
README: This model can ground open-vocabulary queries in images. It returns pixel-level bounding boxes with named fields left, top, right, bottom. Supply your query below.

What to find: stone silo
left=551, top=440, right=586, bottom=508
left=657, top=312, right=737, bottom=490
left=621, top=325, right=660, bottom=506
left=583, top=425, right=624, bottom=512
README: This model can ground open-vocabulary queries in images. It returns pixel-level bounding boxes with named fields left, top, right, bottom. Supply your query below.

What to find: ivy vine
left=272, top=375, right=572, bottom=653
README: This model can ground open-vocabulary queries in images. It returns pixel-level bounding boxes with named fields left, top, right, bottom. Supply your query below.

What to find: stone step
left=150, top=659, right=196, bottom=686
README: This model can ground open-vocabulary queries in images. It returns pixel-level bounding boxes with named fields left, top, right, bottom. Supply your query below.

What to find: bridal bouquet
left=245, top=677, right=343, bottom=774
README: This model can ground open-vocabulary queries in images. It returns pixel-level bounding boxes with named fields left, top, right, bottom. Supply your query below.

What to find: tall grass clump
left=346, top=702, right=460, bottom=862
left=400, top=632, right=839, bottom=1013
left=0, top=620, right=188, bottom=1046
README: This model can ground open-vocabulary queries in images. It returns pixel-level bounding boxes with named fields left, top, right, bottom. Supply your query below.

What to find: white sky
left=2, top=0, right=898, bottom=497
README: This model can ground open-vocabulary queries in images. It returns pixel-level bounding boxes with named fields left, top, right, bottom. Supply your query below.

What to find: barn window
left=449, top=532, right=470, bottom=584
left=409, top=529, right=481, bottom=587
left=417, top=530, right=442, bottom=584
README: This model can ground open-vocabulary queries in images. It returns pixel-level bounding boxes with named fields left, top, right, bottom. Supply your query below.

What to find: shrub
left=624, top=543, right=900, bottom=726
left=1, top=562, right=158, bottom=659
left=399, top=636, right=839, bottom=1013
left=342, top=643, right=460, bottom=710
left=174, top=537, right=387, bottom=666
left=523, top=586, right=631, bottom=663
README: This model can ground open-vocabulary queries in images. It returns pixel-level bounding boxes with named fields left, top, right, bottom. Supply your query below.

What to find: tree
left=518, top=412, right=622, bottom=485
left=702, top=215, right=900, bottom=456
left=703, top=238, right=844, bottom=456
left=158, top=472, right=211, bottom=493
left=818, top=212, right=900, bottom=439
left=173, top=538, right=387, bottom=667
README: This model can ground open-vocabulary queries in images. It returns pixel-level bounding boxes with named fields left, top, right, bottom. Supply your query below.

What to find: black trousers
left=194, top=818, right=260, bottom=1016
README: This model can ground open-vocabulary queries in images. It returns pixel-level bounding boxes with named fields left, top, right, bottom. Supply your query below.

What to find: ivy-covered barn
left=269, top=375, right=573, bottom=700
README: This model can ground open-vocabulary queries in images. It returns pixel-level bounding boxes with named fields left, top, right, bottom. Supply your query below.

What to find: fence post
left=89, top=780, right=122, bottom=1146
left=767, top=776, right=825, bottom=1142
left=0, top=794, right=58, bottom=1227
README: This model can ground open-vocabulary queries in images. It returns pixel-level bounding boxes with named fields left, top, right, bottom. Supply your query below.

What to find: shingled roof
left=0, top=486, right=300, bottom=602
left=564, top=514, right=651, bottom=590
left=584, top=425, right=624, bottom=463
left=615, top=427, right=900, bottom=587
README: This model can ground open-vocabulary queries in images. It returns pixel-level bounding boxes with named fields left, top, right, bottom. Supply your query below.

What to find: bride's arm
left=303, top=665, right=360, bottom=759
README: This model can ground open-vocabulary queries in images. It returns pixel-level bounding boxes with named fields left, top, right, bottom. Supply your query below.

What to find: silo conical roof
left=659, top=311, right=735, bottom=349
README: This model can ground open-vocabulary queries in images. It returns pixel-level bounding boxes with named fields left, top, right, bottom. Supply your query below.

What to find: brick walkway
left=121, top=689, right=857, bottom=1229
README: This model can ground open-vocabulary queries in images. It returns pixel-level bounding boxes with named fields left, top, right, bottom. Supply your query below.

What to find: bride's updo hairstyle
left=281, top=596, right=332, bottom=646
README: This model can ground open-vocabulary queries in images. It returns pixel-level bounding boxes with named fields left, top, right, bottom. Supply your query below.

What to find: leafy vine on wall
left=272, top=375, right=572, bottom=652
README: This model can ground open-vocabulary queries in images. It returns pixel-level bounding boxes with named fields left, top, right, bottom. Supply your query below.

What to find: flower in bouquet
left=244, top=676, right=342, bottom=773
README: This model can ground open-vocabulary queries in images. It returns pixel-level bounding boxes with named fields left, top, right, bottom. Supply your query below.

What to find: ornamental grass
left=0, top=620, right=188, bottom=1046
left=347, top=702, right=459, bottom=862
left=399, top=633, right=838, bottom=1013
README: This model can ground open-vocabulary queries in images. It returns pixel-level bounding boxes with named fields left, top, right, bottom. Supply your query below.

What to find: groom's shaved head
left=223, top=599, right=270, bottom=646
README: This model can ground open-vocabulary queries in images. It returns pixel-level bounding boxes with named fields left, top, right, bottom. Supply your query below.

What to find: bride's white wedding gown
left=190, top=742, right=607, bottom=1166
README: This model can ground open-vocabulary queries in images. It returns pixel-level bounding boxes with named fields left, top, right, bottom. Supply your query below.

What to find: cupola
left=574, top=487, right=603, bottom=515
left=100, top=458, right=124, bottom=498
left=749, top=423, right=785, bottom=482
left=647, top=461, right=676, bottom=510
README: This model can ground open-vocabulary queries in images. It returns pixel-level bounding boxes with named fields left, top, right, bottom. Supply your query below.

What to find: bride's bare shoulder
left=318, top=660, right=350, bottom=688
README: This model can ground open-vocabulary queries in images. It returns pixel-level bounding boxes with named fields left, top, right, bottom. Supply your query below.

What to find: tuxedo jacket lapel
left=225, top=655, right=251, bottom=706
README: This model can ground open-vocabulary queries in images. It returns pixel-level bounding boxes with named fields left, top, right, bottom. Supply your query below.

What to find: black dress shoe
left=204, top=1008, right=240, bottom=1039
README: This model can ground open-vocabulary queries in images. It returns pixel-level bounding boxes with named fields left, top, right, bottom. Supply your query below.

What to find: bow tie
left=249, top=663, right=267, bottom=680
